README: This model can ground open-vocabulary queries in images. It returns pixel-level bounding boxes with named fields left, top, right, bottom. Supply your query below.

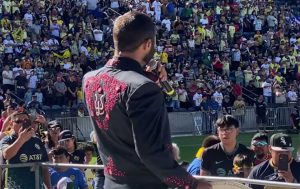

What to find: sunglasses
left=49, top=127, right=61, bottom=132
left=252, top=141, right=268, bottom=147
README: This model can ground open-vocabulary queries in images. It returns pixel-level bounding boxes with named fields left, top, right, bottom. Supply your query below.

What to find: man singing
left=83, top=11, right=211, bottom=189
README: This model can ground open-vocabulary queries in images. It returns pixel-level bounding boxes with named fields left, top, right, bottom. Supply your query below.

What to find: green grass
left=172, top=132, right=300, bottom=162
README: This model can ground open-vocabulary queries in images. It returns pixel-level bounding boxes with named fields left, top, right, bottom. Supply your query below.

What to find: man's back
left=83, top=57, right=196, bottom=188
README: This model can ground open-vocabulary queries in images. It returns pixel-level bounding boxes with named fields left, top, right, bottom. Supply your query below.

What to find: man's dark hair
left=215, top=115, right=239, bottom=128
left=233, top=153, right=254, bottom=168
left=84, top=145, right=94, bottom=153
left=201, top=135, right=220, bottom=148
left=52, top=147, right=70, bottom=158
left=113, top=11, right=156, bottom=52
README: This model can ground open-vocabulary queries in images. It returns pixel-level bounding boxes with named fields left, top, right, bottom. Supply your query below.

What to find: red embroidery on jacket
left=104, top=157, right=125, bottom=177
left=163, top=176, right=194, bottom=188
left=84, top=74, right=127, bottom=130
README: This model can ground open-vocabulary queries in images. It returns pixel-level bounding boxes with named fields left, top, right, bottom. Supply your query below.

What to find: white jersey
left=213, top=92, right=223, bottom=106
left=193, top=93, right=203, bottom=107
left=152, top=1, right=161, bottom=12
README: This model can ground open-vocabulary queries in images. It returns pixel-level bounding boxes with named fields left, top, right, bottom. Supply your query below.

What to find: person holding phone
left=248, top=133, right=300, bottom=189
left=0, top=112, right=51, bottom=189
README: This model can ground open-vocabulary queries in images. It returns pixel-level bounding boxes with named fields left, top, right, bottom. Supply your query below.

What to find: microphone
left=146, top=59, right=176, bottom=97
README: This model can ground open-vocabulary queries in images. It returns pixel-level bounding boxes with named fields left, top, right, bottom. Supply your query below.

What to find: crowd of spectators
left=0, top=0, right=299, bottom=119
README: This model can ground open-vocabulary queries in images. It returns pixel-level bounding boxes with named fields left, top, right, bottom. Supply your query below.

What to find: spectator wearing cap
left=251, top=133, right=271, bottom=166
left=248, top=133, right=300, bottom=189
left=49, top=147, right=88, bottom=189
left=45, top=120, right=62, bottom=152
left=58, top=130, right=85, bottom=164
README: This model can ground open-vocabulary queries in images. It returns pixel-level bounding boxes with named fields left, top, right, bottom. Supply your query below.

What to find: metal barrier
left=54, top=106, right=296, bottom=139
left=1, top=162, right=300, bottom=189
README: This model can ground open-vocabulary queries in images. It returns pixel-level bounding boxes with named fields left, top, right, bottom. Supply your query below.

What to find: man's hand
left=157, top=63, right=167, bottom=81
left=18, top=127, right=35, bottom=144
left=196, top=179, right=212, bottom=189
left=35, top=115, right=46, bottom=124
left=278, top=166, right=295, bottom=183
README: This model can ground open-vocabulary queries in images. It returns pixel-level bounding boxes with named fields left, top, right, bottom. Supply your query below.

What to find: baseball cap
left=59, top=130, right=73, bottom=141
left=48, top=120, right=62, bottom=130
left=270, top=133, right=294, bottom=151
left=251, top=133, right=268, bottom=147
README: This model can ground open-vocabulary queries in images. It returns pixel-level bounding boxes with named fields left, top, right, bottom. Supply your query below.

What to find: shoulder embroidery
left=84, top=73, right=127, bottom=130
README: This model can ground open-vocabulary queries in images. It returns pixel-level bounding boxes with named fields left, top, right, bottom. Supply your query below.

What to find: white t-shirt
left=93, top=29, right=103, bottom=42
left=28, top=75, right=38, bottom=89
left=213, top=91, right=223, bottom=106
left=2, top=70, right=14, bottom=85
left=40, top=41, right=50, bottom=51
left=188, top=39, right=195, bottom=48
left=152, top=1, right=162, bottom=12
left=254, top=19, right=262, bottom=31
left=141, top=2, right=150, bottom=12
left=200, top=18, right=209, bottom=25
left=262, top=82, right=272, bottom=97
left=13, top=67, right=23, bottom=78
left=193, top=93, right=202, bottom=107
left=161, top=19, right=171, bottom=31
left=288, top=91, right=298, bottom=102
left=3, top=39, right=14, bottom=54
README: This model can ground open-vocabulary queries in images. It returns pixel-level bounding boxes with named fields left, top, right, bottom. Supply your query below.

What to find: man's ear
left=142, top=39, right=152, bottom=50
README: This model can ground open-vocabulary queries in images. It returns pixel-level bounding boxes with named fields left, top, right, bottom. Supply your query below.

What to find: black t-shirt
left=70, top=149, right=85, bottom=164
left=255, top=101, right=267, bottom=116
left=248, top=159, right=300, bottom=189
left=15, top=75, right=27, bottom=87
left=66, top=80, right=78, bottom=93
left=201, top=143, right=254, bottom=176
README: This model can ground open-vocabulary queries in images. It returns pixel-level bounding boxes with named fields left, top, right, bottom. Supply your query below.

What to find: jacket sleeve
left=127, top=82, right=198, bottom=189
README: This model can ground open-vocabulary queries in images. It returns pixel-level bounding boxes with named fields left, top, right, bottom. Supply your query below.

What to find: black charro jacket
left=83, top=57, right=198, bottom=189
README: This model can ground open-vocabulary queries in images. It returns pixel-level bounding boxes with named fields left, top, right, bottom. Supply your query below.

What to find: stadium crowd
left=0, top=0, right=299, bottom=188
left=0, top=0, right=299, bottom=117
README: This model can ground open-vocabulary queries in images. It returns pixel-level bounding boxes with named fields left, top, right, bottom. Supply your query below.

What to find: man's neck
left=222, top=142, right=237, bottom=154
left=115, top=52, right=144, bottom=67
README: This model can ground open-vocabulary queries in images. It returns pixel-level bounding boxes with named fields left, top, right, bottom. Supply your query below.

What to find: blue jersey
left=186, top=158, right=202, bottom=175
left=0, top=134, right=49, bottom=189
left=50, top=167, right=88, bottom=189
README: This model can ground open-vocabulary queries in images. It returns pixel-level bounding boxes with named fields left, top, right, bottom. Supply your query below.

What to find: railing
left=55, top=106, right=296, bottom=139
left=1, top=162, right=300, bottom=189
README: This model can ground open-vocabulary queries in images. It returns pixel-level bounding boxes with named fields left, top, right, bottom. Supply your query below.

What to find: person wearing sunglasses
left=251, top=133, right=271, bottom=166
left=0, top=112, right=51, bottom=189
left=45, top=120, right=62, bottom=152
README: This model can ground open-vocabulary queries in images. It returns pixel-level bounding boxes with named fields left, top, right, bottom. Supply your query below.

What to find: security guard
left=0, top=112, right=51, bottom=189
left=83, top=11, right=211, bottom=189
